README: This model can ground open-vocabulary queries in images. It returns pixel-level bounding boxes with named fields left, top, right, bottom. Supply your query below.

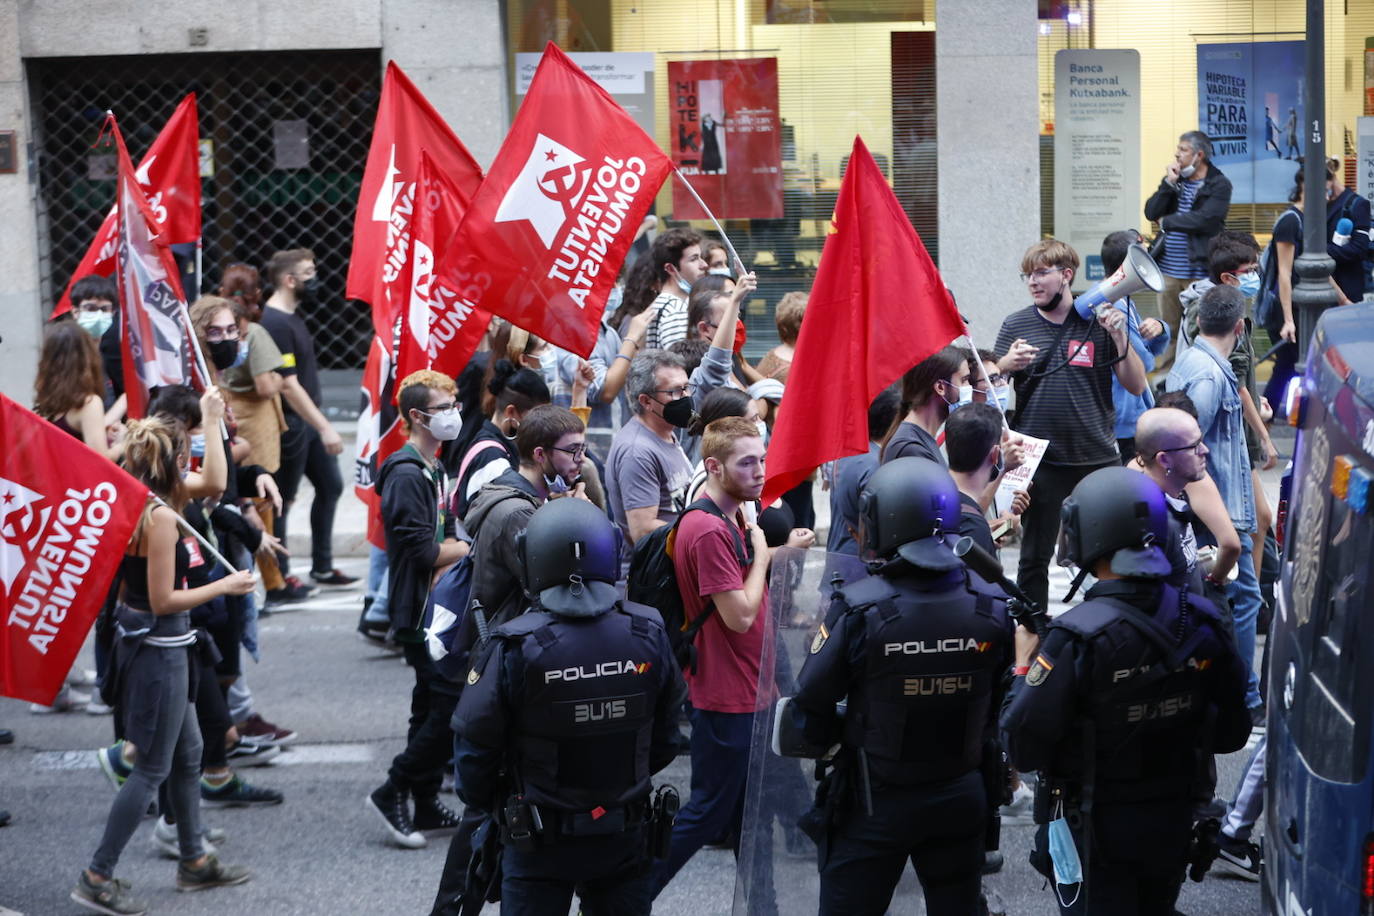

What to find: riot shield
left=730, top=547, right=929, bottom=915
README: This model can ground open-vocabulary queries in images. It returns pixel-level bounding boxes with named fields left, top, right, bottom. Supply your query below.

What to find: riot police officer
left=786, top=457, right=1015, bottom=916
left=451, top=497, right=686, bottom=915
left=1001, top=466, right=1251, bottom=914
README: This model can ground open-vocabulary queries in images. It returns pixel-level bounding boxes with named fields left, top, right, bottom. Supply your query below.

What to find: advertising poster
left=1053, top=49, right=1140, bottom=286
left=668, top=58, right=783, bottom=220
left=1358, top=117, right=1374, bottom=205
left=1196, top=41, right=1305, bottom=205
left=515, top=52, right=656, bottom=139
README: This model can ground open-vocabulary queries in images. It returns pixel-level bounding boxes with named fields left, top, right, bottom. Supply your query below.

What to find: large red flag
left=347, top=62, right=484, bottom=346
left=441, top=42, right=672, bottom=357
left=52, top=95, right=201, bottom=318
left=110, top=115, right=209, bottom=419
left=761, top=137, right=965, bottom=506
left=353, top=336, right=406, bottom=550
left=0, top=393, right=148, bottom=704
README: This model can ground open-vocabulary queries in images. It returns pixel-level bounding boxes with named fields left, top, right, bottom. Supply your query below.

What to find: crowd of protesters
left=6, top=132, right=1372, bottom=915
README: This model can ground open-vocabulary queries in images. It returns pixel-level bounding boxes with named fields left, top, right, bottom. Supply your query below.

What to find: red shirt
left=673, top=501, right=771, bottom=713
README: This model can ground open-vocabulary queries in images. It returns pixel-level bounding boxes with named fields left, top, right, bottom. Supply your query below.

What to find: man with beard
left=260, top=248, right=352, bottom=592
left=994, top=239, right=1146, bottom=612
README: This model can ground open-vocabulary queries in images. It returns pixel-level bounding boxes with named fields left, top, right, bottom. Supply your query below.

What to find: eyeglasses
left=1019, top=267, right=1063, bottom=283
left=205, top=324, right=240, bottom=342
left=423, top=402, right=456, bottom=413
left=654, top=384, right=695, bottom=399
left=77, top=302, right=114, bottom=314
left=551, top=444, right=587, bottom=461
left=983, top=373, right=1006, bottom=387
left=1158, top=436, right=1206, bottom=456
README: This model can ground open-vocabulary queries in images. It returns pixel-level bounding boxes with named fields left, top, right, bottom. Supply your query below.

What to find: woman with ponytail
left=74, top=417, right=255, bottom=914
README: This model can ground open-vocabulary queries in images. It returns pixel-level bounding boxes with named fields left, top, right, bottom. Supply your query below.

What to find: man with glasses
left=1166, top=285, right=1266, bottom=724
left=994, top=239, right=1147, bottom=613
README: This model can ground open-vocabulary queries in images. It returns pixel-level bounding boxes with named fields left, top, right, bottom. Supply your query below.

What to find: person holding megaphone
left=994, top=239, right=1148, bottom=614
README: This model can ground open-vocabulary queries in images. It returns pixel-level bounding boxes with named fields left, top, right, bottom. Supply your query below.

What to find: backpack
left=625, top=497, right=754, bottom=674
left=1255, top=207, right=1301, bottom=333
left=422, top=542, right=477, bottom=682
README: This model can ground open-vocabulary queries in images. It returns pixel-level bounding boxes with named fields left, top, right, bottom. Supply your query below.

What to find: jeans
left=365, top=544, right=390, bottom=624
left=1017, top=462, right=1116, bottom=611
left=274, top=413, right=343, bottom=575
left=1224, top=735, right=1266, bottom=842
left=91, top=646, right=204, bottom=876
left=388, top=641, right=459, bottom=798
left=650, top=708, right=753, bottom=898
left=1228, top=531, right=1264, bottom=708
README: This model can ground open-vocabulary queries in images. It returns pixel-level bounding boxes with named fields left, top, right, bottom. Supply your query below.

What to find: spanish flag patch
left=1026, top=654, right=1053, bottom=687
left=810, top=623, right=829, bottom=655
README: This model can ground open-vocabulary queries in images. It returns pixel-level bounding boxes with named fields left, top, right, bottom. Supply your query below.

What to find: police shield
left=731, top=547, right=926, bottom=915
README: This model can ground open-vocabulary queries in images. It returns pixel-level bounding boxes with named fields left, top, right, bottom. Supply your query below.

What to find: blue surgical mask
left=1237, top=270, right=1261, bottom=299
left=230, top=340, right=249, bottom=369
left=675, top=275, right=692, bottom=296
left=190, top=433, right=206, bottom=458
left=708, top=267, right=733, bottom=277
left=1047, top=815, right=1083, bottom=906
left=76, top=310, right=113, bottom=339
left=993, top=386, right=1012, bottom=413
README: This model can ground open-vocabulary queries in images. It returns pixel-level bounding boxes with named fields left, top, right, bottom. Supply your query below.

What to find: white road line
left=34, top=743, right=377, bottom=771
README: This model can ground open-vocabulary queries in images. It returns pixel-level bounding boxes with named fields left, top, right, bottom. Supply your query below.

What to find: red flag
left=0, top=393, right=149, bottom=704
left=761, top=137, right=965, bottom=506
left=442, top=42, right=672, bottom=357
left=397, top=152, right=492, bottom=383
left=353, top=336, right=406, bottom=550
left=52, top=95, right=201, bottom=318
left=110, top=114, right=209, bottom=419
left=347, top=62, right=484, bottom=346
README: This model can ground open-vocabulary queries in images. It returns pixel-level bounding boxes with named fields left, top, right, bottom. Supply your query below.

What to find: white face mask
left=423, top=408, right=462, bottom=441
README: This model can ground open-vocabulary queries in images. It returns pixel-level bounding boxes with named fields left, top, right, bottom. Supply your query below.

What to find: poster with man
left=1196, top=41, right=1304, bottom=204
left=669, top=57, right=782, bottom=219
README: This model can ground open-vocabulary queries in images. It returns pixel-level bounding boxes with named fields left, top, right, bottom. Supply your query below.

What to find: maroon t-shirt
left=673, top=501, right=771, bottom=714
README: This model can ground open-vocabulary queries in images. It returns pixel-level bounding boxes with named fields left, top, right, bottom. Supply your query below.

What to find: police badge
left=810, top=623, right=829, bottom=655
left=1026, top=653, right=1053, bottom=687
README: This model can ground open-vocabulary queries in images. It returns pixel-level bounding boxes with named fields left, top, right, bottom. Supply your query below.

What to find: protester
left=444, top=358, right=551, bottom=519
left=67, top=274, right=127, bottom=419
left=755, top=291, right=807, bottom=382
left=612, top=228, right=706, bottom=349
left=945, top=403, right=1023, bottom=556
left=881, top=344, right=972, bottom=465
left=827, top=387, right=901, bottom=556
left=34, top=322, right=125, bottom=462
left=1325, top=157, right=1372, bottom=303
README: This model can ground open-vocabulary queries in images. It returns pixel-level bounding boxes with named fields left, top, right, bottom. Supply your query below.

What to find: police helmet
left=517, top=497, right=622, bottom=616
left=857, top=457, right=961, bottom=572
left=1059, top=467, right=1171, bottom=579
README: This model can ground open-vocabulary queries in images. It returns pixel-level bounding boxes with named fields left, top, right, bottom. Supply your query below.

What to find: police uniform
left=451, top=498, right=686, bottom=916
left=788, top=457, right=1015, bottom=916
left=1000, top=467, right=1251, bottom=914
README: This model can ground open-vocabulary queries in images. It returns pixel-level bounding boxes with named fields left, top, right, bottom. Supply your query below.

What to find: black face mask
left=299, top=276, right=320, bottom=299
left=661, top=396, right=695, bottom=429
left=1035, top=288, right=1064, bottom=312
left=208, top=339, right=239, bottom=371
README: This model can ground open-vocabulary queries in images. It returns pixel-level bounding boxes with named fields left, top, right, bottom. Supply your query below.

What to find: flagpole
left=194, top=237, right=203, bottom=299
left=672, top=167, right=747, bottom=276
left=152, top=495, right=245, bottom=577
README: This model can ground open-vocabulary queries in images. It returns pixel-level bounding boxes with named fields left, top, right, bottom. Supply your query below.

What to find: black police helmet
left=517, top=498, right=621, bottom=616
left=1059, top=467, right=1171, bottom=579
left=857, top=456, right=961, bottom=572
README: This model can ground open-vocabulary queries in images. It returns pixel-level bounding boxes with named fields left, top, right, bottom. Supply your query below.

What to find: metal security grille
left=28, top=50, right=380, bottom=369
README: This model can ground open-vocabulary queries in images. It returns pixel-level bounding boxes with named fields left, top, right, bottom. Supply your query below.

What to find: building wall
left=0, top=0, right=508, bottom=403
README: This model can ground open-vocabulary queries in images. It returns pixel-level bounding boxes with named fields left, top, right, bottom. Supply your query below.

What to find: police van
left=1266, top=302, right=1374, bottom=915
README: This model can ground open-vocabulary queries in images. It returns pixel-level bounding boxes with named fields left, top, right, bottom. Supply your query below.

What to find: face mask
left=708, top=267, right=732, bottom=277
left=661, top=395, right=695, bottom=429
left=675, top=274, right=692, bottom=296
left=1047, top=816, right=1083, bottom=905
left=733, top=319, right=748, bottom=355
left=942, top=382, right=974, bottom=411
left=424, top=408, right=462, bottom=442
left=1237, top=270, right=1261, bottom=298
left=76, top=311, right=113, bottom=339
left=301, top=276, right=320, bottom=296
left=1179, top=162, right=1197, bottom=179
left=542, top=460, right=573, bottom=495
left=209, top=338, right=240, bottom=371
left=190, top=433, right=206, bottom=458
left=1035, top=287, right=1064, bottom=313
left=993, top=386, right=1013, bottom=413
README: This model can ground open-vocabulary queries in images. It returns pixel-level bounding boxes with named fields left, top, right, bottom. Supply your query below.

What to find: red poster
left=669, top=58, right=782, bottom=219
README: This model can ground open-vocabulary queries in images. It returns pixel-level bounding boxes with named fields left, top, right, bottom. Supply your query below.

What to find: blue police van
left=1266, top=302, right=1374, bottom=914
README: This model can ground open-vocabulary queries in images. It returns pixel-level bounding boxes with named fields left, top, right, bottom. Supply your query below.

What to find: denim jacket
left=1165, top=338, right=1255, bottom=533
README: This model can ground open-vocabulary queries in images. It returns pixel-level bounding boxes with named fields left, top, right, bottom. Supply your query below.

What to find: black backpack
left=625, top=497, right=754, bottom=673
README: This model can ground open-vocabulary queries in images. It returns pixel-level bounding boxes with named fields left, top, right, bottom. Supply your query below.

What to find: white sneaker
left=150, top=815, right=225, bottom=859
left=30, top=685, right=90, bottom=714
left=86, top=701, right=113, bottom=716
left=999, top=781, right=1035, bottom=825
left=67, top=668, right=99, bottom=688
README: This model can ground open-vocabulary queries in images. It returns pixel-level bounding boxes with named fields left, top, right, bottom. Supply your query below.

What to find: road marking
left=0, top=905, right=26, bottom=915
left=34, top=743, right=377, bottom=771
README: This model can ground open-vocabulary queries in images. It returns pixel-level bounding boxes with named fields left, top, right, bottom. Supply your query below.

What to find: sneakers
left=200, top=775, right=284, bottom=808
left=30, top=684, right=90, bottom=714
left=357, top=604, right=390, bottom=645
left=68, top=668, right=100, bottom=688
left=265, top=576, right=318, bottom=609
left=413, top=794, right=461, bottom=835
left=1214, top=833, right=1262, bottom=881
left=999, top=780, right=1035, bottom=825
left=86, top=701, right=114, bottom=716
left=238, top=712, right=298, bottom=747
left=225, top=738, right=281, bottom=767
left=151, top=816, right=226, bottom=860
left=176, top=854, right=251, bottom=892
left=311, top=567, right=359, bottom=587
left=366, top=782, right=426, bottom=848
left=97, top=742, right=133, bottom=791
left=71, top=871, right=148, bottom=915
left=982, top=851, right=1004, bottom=875
left=0, top=727, right=13, bottom=745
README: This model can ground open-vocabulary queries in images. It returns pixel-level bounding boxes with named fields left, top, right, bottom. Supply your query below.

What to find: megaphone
left=1074, top=243, right=1164, bottom=321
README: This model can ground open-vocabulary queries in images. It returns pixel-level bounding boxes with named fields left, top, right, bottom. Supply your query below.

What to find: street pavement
left=0, top=425, right=1280, bottom=914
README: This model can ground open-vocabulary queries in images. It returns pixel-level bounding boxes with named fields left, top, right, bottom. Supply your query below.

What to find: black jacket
left=1328, top=188, right=1372, bottom=302
left=378, top=445, right=455, bottom=637
left=1144, top=165, right=1233, bottom=272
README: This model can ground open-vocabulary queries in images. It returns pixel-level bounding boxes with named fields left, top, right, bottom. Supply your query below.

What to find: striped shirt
left=646, top=292, right=688, bottom=350
left=1159, top=178, right=1206, bottom=280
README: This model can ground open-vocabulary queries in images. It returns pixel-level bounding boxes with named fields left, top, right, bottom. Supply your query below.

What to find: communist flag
left=0, top=393, right=148, bottom=705
left=761, top=137, right=965, bottom=506
left=347, top=62, right=484, bottom=347
left=52, top=94, right=201, bottom=318
left=441, top=42, right=672, bottom=357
